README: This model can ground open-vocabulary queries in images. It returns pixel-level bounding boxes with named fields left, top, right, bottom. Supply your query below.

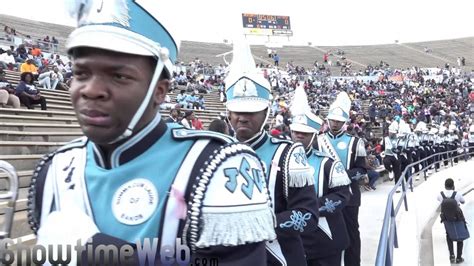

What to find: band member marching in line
left=27, top=1, right=276, bottom=265
left=396, top=116, right=412, bottom=180
left=289, top=85, right=352, bottom=266
left=225, top=38, right=319, bottom=266
left=447, top=123, right=460, bottom=164
left=469, top=124, right=474, bottom=155
left=439, top=125, right=450, bottom=167
left=432, top=125, right=443, bottom=170
left=315, top=92, right=368, bottom=266
left=420, top=124, right=435, bottom=173
left=411, top=122, right=426, bottom=180
left=383, top=121, right=402, bottom=185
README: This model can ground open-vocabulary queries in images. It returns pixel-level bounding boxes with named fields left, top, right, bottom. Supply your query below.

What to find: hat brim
left=67, top=25, right=155, bottom=56
left=67, top=25, right=175, bottom=75
left=226, top=99, right=269, bottom=113
left=327, top=114, right=348, bottom=122
left=290, top=124, right=317, bottom=133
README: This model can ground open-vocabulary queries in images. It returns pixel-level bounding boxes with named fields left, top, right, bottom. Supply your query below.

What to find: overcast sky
left=1, top=0, right=473, bottom=46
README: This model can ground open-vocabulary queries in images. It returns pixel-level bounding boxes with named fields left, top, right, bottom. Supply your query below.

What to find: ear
left=153, top=79, right=169, bottom=107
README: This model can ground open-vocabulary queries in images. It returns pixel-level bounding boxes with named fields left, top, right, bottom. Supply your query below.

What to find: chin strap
left=305, top=132, right=317, bottom=150
left=108, top=59, right=165, bottom=144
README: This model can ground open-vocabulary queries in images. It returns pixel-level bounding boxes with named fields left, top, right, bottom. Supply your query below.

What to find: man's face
left=228, top=109, right=267, bottom=142
left=291, top=130, right=314, bottom=149
left=171, top=110, right=178, bottom=118
left=70, top=48, right=167, bottom=145
left=329, top=119, right=345, bottom=133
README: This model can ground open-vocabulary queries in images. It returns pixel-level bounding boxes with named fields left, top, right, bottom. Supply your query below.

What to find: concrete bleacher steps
left=2, top=14, right=472, bottom=69
left=0, top=14, right=72, bottom=54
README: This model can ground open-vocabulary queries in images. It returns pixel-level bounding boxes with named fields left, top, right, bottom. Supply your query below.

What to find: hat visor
left=290, top=124, right=317, bottom=133
left=67, top=25, right=156, bottom=57
left=327, top=114, right=347, bottom=122
left=226, top=99, right=268, bottom=113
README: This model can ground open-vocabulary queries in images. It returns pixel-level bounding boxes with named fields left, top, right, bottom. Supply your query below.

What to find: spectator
left=273, top=53, right=280, bottom=67
left=180, top=110, right=194, bottom=129
left=38, top=66, right=63, bottom=90
left=24, top=35, right=33, bottom=47
left=51, top=36, right=59, bottom=51
left=159, top=94, right=175, bottom=110
left=191, top=114, right=204, bottom=130
left=31, top=45, right=42, bottom=57
left=0, top=69, right=20, bottom=108
left=20, top=58, right=38, bottom=76
left=267, top=48, right=272, bottom=58
left=15, top=72, right=47, bottom=110
left=364, top=153, right=381, bottom=191
left=176, top=89, right=191, bottom=109
left=437, top=178, right=468, bottom=264
left=15, top=44, right=28, bottom=62
left=165, top=108, right=180, bottom=123
left=208, top=119, right=229, bottom=134
left=195, top=95, right=206, bottom=110
left=0, top=50, right=18, bottom=70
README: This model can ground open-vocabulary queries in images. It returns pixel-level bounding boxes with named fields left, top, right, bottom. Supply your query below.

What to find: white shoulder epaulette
left=172, top=128, right=236, bottom=144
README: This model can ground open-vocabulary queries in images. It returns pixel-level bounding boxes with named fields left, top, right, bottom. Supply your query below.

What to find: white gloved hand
left=37, top=208, right=99, bottom=266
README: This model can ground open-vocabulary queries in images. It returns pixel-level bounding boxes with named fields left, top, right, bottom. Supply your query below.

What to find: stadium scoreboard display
left=242, top=13, right=293, bottom=36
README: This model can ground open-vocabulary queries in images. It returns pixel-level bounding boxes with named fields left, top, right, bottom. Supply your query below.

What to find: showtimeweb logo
left=0, top=238, right=218, bottom=265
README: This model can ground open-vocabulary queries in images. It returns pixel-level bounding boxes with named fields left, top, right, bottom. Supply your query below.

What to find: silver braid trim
left=184, top=143, right=272, bottom=251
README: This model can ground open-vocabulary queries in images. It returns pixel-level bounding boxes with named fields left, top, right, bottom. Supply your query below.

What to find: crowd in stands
left=1, top=27, right=473, bottom=155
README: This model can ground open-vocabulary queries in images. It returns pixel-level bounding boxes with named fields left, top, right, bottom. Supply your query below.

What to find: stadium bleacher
left=1, top=14, right=472, bottom=70
left=0, top=13, right=467, bottom=244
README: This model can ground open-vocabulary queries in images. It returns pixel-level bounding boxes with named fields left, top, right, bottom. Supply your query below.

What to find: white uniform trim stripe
left=318, top=158, right=328, bottom=197
left=268, top=144, right=288, bottom=210
left=346, top=137, right=355, bottom=169
left=266, top=240, right=287, bottom=266
left=160, top=139, right=210, bottom=250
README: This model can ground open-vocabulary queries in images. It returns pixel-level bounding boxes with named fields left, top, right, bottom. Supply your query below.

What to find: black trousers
left=448, top=144, right=458, bottom=163
left=432, top=146, right=441, bottom=170
left=343, top=206, right=360, bottom=266
left=399, top=153, right=412, bottom=181
left=18, top=94, right=47, bottom=110
left=383, top=155, right=402, bottom=184
left=307, top=252, right=342, bottom=266
left=441, top=144, right=449, bottom=166
left=418, top=148, right=427, bottom=171
left=446, top=234, right=463, bottom=258
left=411, top=148, right=420, bottom=173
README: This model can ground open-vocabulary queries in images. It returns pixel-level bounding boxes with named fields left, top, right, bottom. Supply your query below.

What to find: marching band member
left=225, top=39, right=319, bottom=266
left=28, top=2, right=275, bottom=265
left=290, top=85, right=351, bottom=266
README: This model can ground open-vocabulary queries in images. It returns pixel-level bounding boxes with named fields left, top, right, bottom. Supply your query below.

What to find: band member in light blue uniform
left=315, top=92, right=368, bottom=266
left=27, top=1, right=275, bottom=265
left=290, top=86, right=352, bottom=266
left=226, top=39, right=319, bottom=266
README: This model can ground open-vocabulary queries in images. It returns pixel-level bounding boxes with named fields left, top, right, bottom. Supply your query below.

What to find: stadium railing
left=375, top=147, right=474, bottom=266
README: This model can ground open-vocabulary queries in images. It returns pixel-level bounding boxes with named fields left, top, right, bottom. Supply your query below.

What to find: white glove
left=37, top=208, right=99, bottom=266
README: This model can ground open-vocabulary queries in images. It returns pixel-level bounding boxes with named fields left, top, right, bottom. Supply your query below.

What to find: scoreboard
left=242, top=13, right=293, bottom=36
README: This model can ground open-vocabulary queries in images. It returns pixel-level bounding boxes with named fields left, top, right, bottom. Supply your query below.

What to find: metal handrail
left=375, top=147, right=474, bottom=266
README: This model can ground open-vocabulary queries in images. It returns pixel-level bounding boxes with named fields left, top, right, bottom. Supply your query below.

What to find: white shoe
left=415, top=173, right=420, bottom=181
left=389, top=172, right=394, bottom=181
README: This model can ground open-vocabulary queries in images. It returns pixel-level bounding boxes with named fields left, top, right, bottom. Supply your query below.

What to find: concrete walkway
left=359, top=160, right=474, bottom=265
